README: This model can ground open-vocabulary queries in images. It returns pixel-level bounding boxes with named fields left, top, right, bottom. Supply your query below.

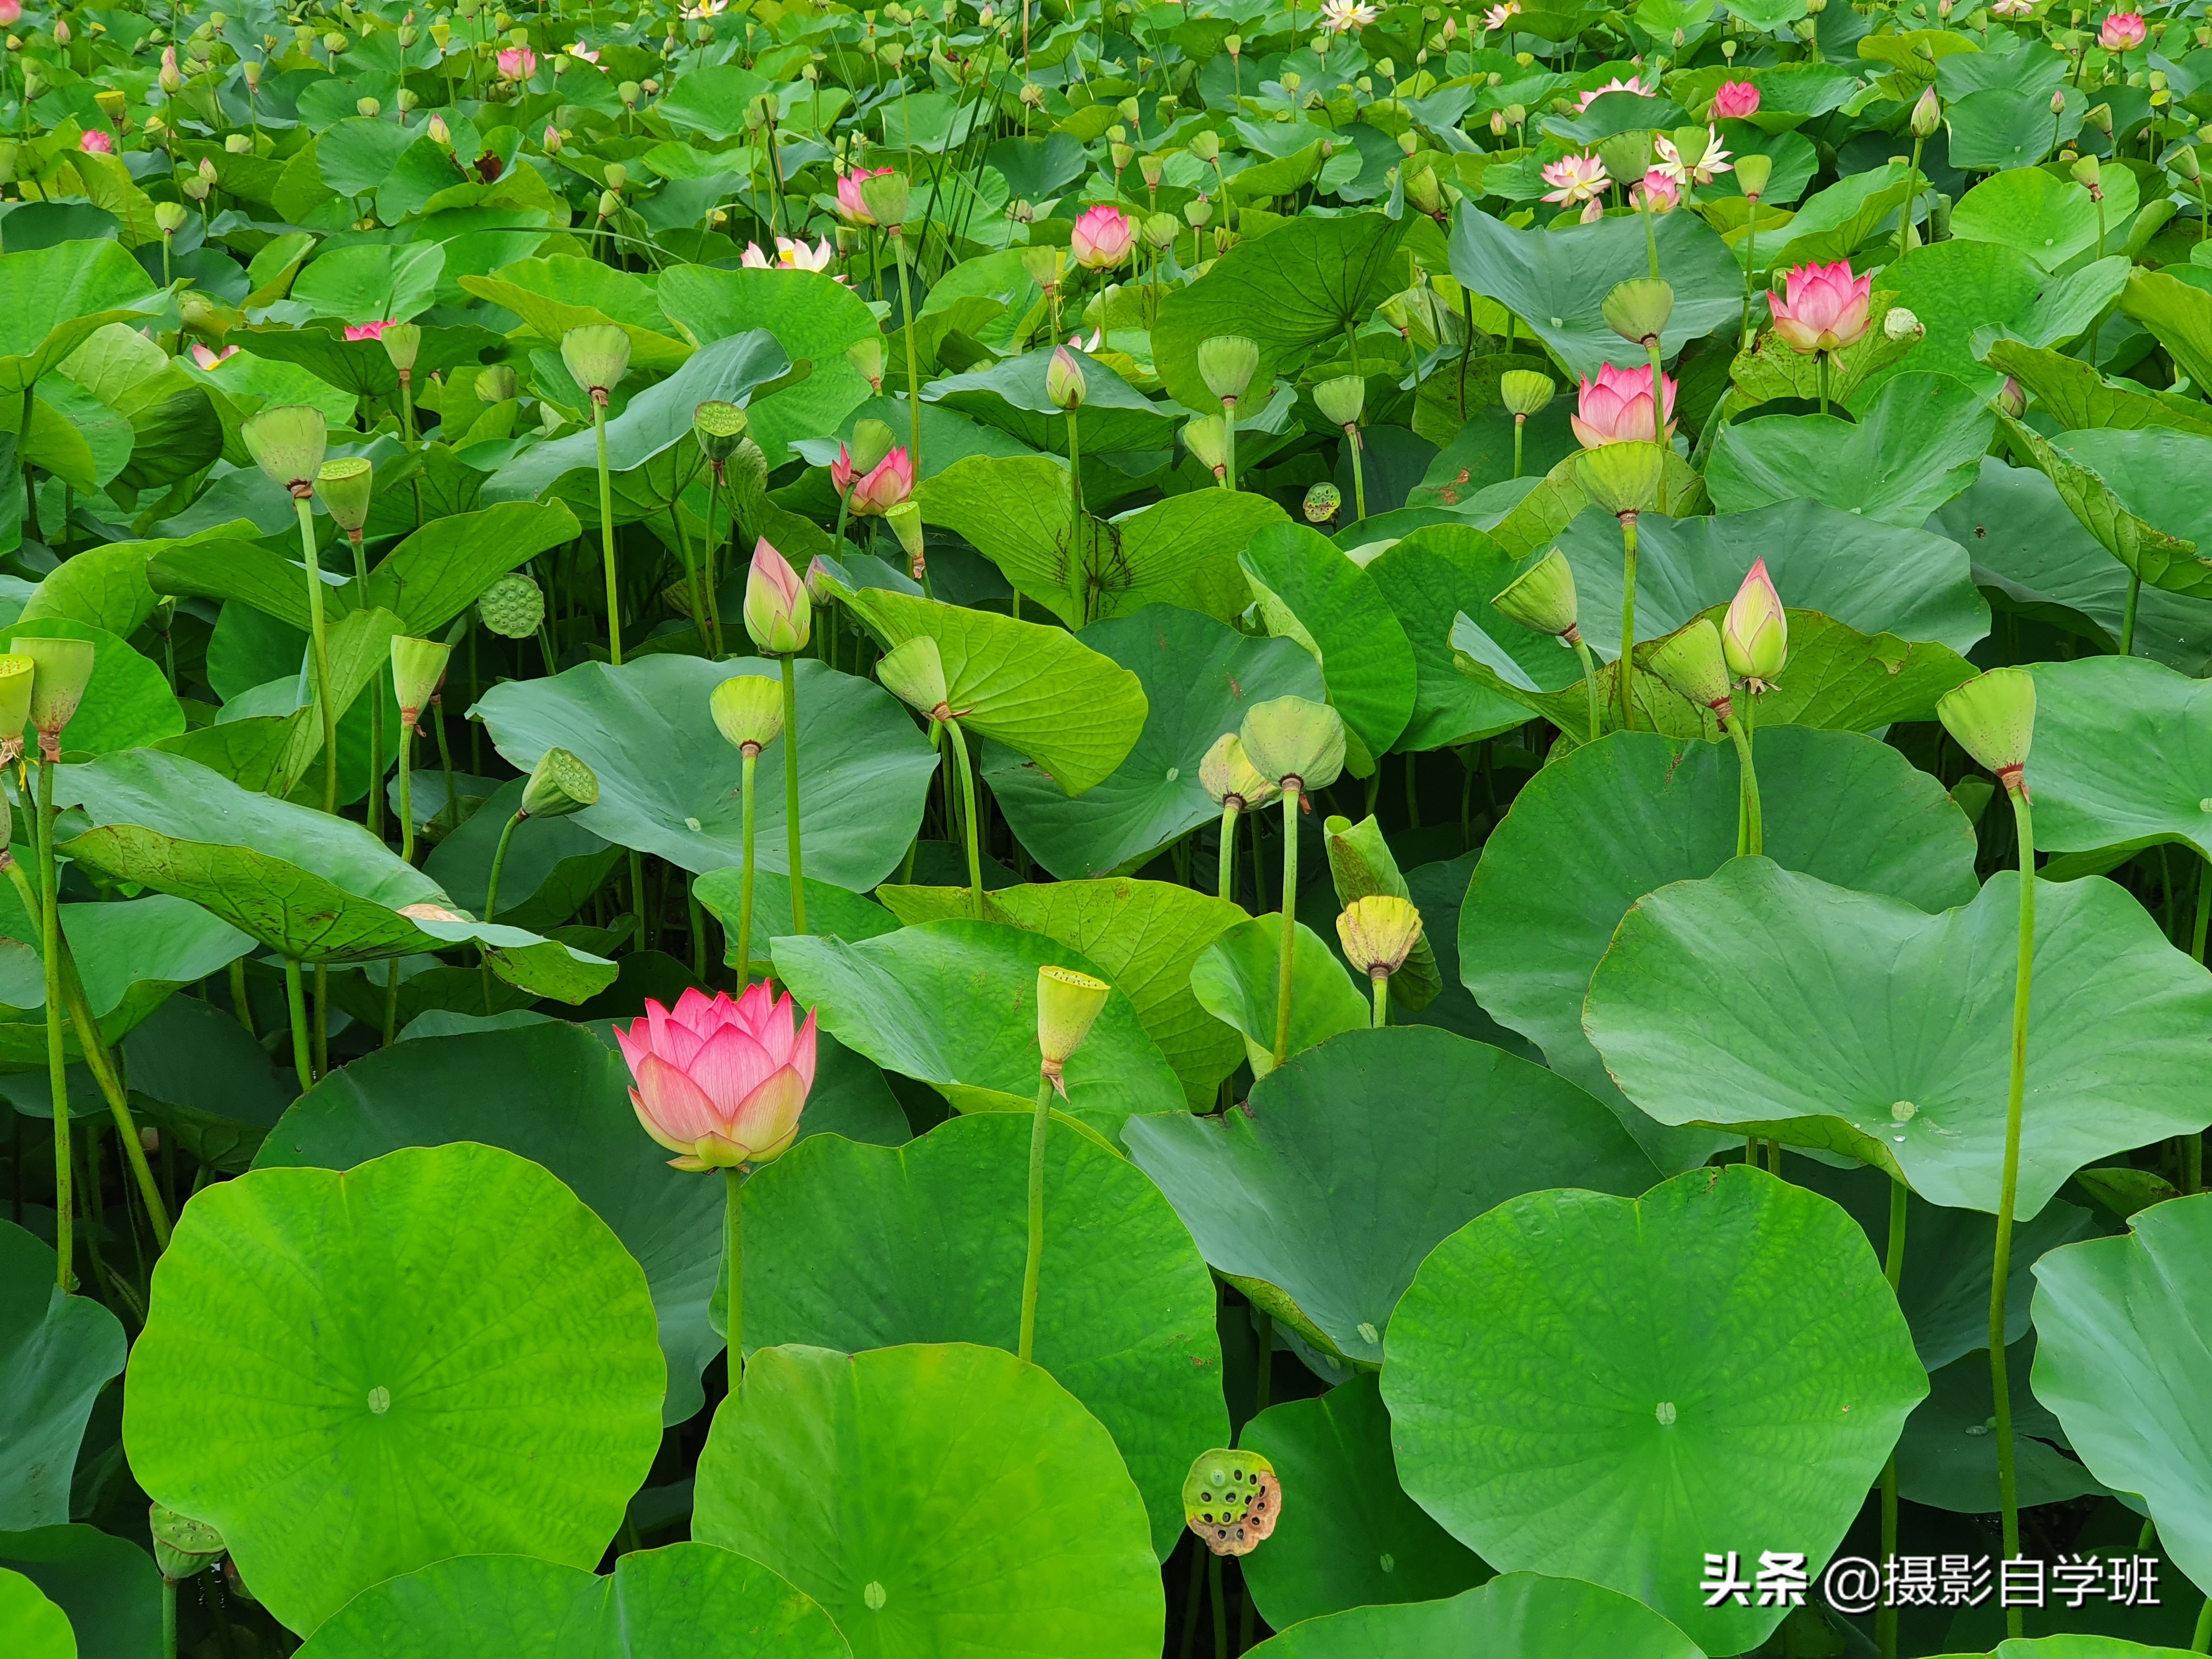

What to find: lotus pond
left=2, top=0, right=2211, bottom=1656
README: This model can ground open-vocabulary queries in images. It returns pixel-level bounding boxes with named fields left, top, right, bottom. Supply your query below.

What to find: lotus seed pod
left=1720, top=557, right=1788, bottom=685
left=2172, top=144, right=2203, bottom=182
left=1183, top=1448, right=1282, bottom=1557
left=877, top=636, right=951, bottom=721
left=1938, top=667, right=2036, bottom=795
left=154, top=200, right=189, bottom=235
left=857, top=170, right=911, bottom=227
left=849, top=417, right=897, bottom=473
left=1596, top=129, right=1655, bottom=190
left=1735, top=152, right=1774, bottom=198
left=0, top=654, right=32, bottom=759
left=149, top=1506, right=226, bottom=1582
left=1499, top=369, right=1555, bottom=418
left=1047, top=345, right=1087, bottom=411
left=1883, top=307, right=1923, bottom=341
left=242, top=404, right=329, bottom=496
left=1601, top=277, right=1675, bottom=347
left=12, top=635, right=96, bottom=738
left=1646, top=617, right=1736, bottom=720
left=1184, top=414, right=1228, bottom=478
left=1144, top=210, right=1178, bottom=250
left=602, top=161, right=628, bottom=193
left=1037, top=964, right=1110, bottom=1090
left=1491, top=548, right=1582, bottom=642
left=476, top=572, right=544, bottom=639
left=518, top=746, right=598, bottom=820
left=693, top=399, right=749, bottom=462
left=381, top=321, right=422, bottom=375
left=560, top=323, right=631, bottom=399
left=1198, top=334, right=1261, bottom=404
left=1198, top=731, right=1278, bottom=809
left=847, top=336, right=885, bottom=391
left=390, top=635, right=451, bottom=720
left=1240, top=695, right=1346, bottom=792
left=1302, top=481, right=1341, bottom=524
left=1573, top=439, right=1668, bottom=517
left=885, top=500, right=927, bottom=579
left=478, top=364, right=519, bottom=403
left=1313, top=374, right=1364, bottom=428
left=709, top=672, right=785, bottom=753
left=315, top=456, right=373, bottom=535
left=1338, top=893, right=1424, bottom=980
left=1189, top=128, right=1222, bottom=161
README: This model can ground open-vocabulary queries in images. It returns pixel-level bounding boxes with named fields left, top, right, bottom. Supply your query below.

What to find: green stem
left=1271, top=786, right=1300, bottom=1071
left=398, top=717, right=417, bottom=867
left=1571, top=636, right=1603, bottom=744
left=229, top=957, right=254, bottom=1039
left=1741, top=204, right=1760, bottom=349
left=945, top=716, right=984, bottom=919
left=1511, top=415, right=1524, bottom=480
left=162, top=1579, right=177, bottom=1659
left=723, top=1165, right=743, bottom=1374
left=594, top=399, right=622, bottom=664
left=2121, top=569, right=2141, bottom=657
left=1018, top=1069, right=1054, bottom=1361
left=1726, top=701, right=1763, bottom=856
left=1640, top=192, right=1659, bottom=278
left=2192, top=1595, right=2211, bottom=1654
left=893, top=232, right=923, bottom=473
left=350, top=534, right=383, bottom=842
left=1209, top=1555, right=1228, bottom=1659
left=1644, top=341, right=1669, bottom=516
left=294, top=496, right=338, bottom=815
left=1346, top=425, right=1366, bottom=523
left=283, top=957, right=313, bottom=1097
left=1618, top=514, right=1640, bottom=732
left=1816, top=349, right=1830, bottom=417
left=736, top=748, right=759, bottom=982
left=36, top=754, right=69, bottom=1290
left=1899, top=133, right=1925, bottom=265
left=780, top=656, right=806, bottom=935
left=1370, top=973, right=1388, bottom=1028
left=1990, top=785, right=2036, bottom=1639
left=1878, top=1173, right=1909, bottom=1659
left=481, top=811, right=520, bottom=1014
left=1216, top=804, right=1240, bottom=903
left=1222, top=397, right=1238, bottom=492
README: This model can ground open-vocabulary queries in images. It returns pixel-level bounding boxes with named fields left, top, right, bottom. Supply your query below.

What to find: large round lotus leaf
left=694, top=1342, right=1164, bottom=1659
left=0, top=1568, right=73, bottom=1659
left=1244, top=1571, right=1701, bottom=1659
left=1237, top=1375, right=1489, bottom=1630
left=2027, top=656, right=2212, bottom=865
left=1584, top=859, right=2212, bottom=1217
left=1365, top=523, right=1538, bottom=751
left=295, top=1544, right=850, bottom=1659
left=1125, top=1027, right=1657, bottom=1368
left=122, top=1143, right=667, bottom=1634
left=474, top=655, right=935, bottom=888
left=981, top=606, right=1323, bottom=881
left=740, top=1111, right=1226, bottom=1560
left=1239, top=522, right=1416, bottom=761
left=0, top=1224, right=125, bottom=1531
left=1187, top=914, right=1370, bottom=1084
left=1383, top=1167, right=1928, bottom=1655
left=1459, top=727, right=1979, bottom=1171
left=772, top=920, right=1184, bottom=1136
left=2032, top=1193, right=2212, bottom=1598
left=1938, top=1641, right=2206, bottom=1658
left=0, top=1525, right=161, bottom=1659
left=250, top=1022, right=767, bottom=1426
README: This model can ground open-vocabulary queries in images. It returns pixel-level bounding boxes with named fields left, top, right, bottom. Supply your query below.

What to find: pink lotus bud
left=78, top=128, right=115, bottom=155
left=1722, top=558, right=1787, bottom=687
left=1630, top=170, right=1680, bottom=213
left=1768, top=259, right=1873, bottom=355
left=343, top=319, right=396, bottom=342
left=1570, top=362, right=1677, bottom=448
left=428, top=114, right=451, bottom=145
left=1711, top=79, right=1759, bottom=120
left=496, top=46, right=538, bottom=78
left=836, top=165, right=895, bottom=225
left=843, top=446, right=914, bottom=516
left=2100, top=10, right=2146, bottom=50
left=743, top=539, right=812, bottom=654
left=1069, top=203, right=1136, bottom=270
left=616, top=985, right=817, bottom=1171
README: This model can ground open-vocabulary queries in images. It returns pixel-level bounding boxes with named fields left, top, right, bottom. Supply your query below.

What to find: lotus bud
left=886, top=500, right=927, bottom=580
left=1036, top=964, right=1110, bottom=1092
left=1911, top=86, right=1942, bottom=138
left=1939, top=667, right=2036, bottom=797
left=50, top=18, right=67, bottom=45
left=1240, top=695, right=1346, bottom=792
left=1735, top=153, right=1773, bottom=199
left=428, top=113, right=450, bottom=145
left=1573, top=439, right=1667, bottom=518
left=518, top=746, right=597, bottom=820
left=225, top=133, right=251, bottom=153
left=1338, top=894, right=1423, bottom=982
left=1602, top=278, right=1674, bottom=348
left=242, top=404, right=329, bottom=497
left=478, top=364, right=518, bottom=403
left=1313, top=375, right=1364, bottom=429
left=693, top=400, right=748, bottom=462
left=476, top=573, right=544, bottom=639
left=850, top=417, right=896, bottom=473
left=1184, top=415, right=1227, bottom=481
left=1996, top=376, right=2026, bottom=420
left=1720, top=557, right=1787, bottom=686
left=1184, top=1447, right=1281, bottom=1558
left=877, top=636, right=951, bottom=721
left=12, top=635, right=95, bottom=746
left=1491, top=548, right=1582, bottom=644
left=1500, top=370, right=1555, bottom=417
left=710, top=673, right=785, bottom=754
left=149, top=1508, right=226, bottom=1582
left=315, top=456, right=374, bottom=537
left=1302, top=482, right=1341, bottom=524
left=2051, top=89, right=2066, bottom=116
left=560, top=324, right=630, bottom=402
left=1646, top=617, right=1736, bottom=722
left=1047, top=345, right=1087, bottom=410
left=381, top=321, right=421, bottom=376
left=154, top=200, right=189, bottom=236
left=858, top=170, right=911, bottom=228
left=744, top=539, right=811, bottom=654
left=1198, top=334, right=1260, bottom=405
left=0, top=654, right=31, bottom=763
left=391, top=636, right=450, bottom=723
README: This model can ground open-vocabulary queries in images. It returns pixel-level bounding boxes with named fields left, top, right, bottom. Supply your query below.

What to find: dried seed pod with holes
left=1182, top=1447, right=1283, bottom=1556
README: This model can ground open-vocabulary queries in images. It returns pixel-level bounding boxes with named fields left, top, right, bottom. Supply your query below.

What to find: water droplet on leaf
left=1891, top=1100, right=1916, bottom=1122
left=864, top=1582, right=887, bottom=1610
left=1379, top=1553, right=1396, bottom=1573
left=1655, top=1401, right=1677, bottom=1425
left=1357, top=1321, right=1379, bottom=1344
left=366, top=1386, right=391, bottom=1415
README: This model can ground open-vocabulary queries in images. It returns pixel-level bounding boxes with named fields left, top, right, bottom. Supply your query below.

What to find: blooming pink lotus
left=619, top=985, right=816, bottom=1171
left=2100, top=10, right=2146, bottom=49
left=1541, top=153, right=1609, bottom=207
left=188, top=343, right=238, bottom=370
left=1571, top=362, right=1678, bottom=448
left=742, top=235, right=839, bottom=274
left=0, top=0, right=24, bottom=26
left=1630, top=170, right=1680, bottom=214
left=344, top=319, right=397, bottom=342
left=1576, top=75, right=1651, bottom=114
left=1769, top=259, right=1873, bottom=354
left=565, top=41, right=601, bottom=63
left=1653, top=125, right=1731, bottom=187
left=1483, top=1, right=1521, bottom=29
left=833, top=445, right=915, bottom=516
left=496, top=46, right=539, bottom=80
left=1070, top=204, right=1135, bottom=270
left=78, top=129, right=115, bottom=155
left=836, top=166, right=895, bottom=225
left=1712, top=80, right=1759, bottom=120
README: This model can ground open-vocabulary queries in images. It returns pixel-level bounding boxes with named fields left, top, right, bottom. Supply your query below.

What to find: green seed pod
left=380, top=321, right=422, bottom=375
left=1499, top=369, right=1555, bottom=418
left=1197, top=334, right=1261, bottom=404
left=1313, top=374, right=1364, bottom=428
left=560, top=324, right=631, bottom=399
left=1182, top=1447, right=1282, bottom=1558
left=1646, top=617, right=1735, bottom=719
left=1184, top=415, right=1228, bottom=478
left=1573, top=439, right=1668, bottom=517
left=693, top=399, right=749, bottom=462
left=390, top=635, right=452, bottom=720
left=709, top=672, right=785, bottom=753
left=1198, top=731, right=1278, bottom=810
left=1037, top=963, right=1110, bottom=1091
left=518, top=746, right=599, bottom=820
left=0, top=653, right=35, bottom=758
left=849, top=417, right=898, bottom=473
left=1338, top=893, right=1423, bottom=981
left=1735, top=152, right=1774, bottom=198
left=858, top=170, right=912, bottom=227
left=476, top=572, right=544, bottom=639
left=1601, top=277, right=1675, bottom=348
left=242, top=404, right=329, bottom=496
left=149, top=1506, right=225, bottom=1582
left=1491, top=548, right=1581, bottom=642
left=12, top=635, right=96, bottom=740
left=1596, top=129, right=1655, bottom=190
left=1937, top=667, right=2036, bottom=794
left=315, top=456, right=373, bottom=535
left=1240, top=695, right=1346, bottom=792
left=1302, top=481, right=1342, bottom=524
left=876, top=636, right=950, bottom=721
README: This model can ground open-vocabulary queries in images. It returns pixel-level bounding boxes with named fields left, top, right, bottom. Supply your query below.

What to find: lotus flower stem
left=2120, top=571, right=2142, bottom=657
left=1617, top=514, right=1641, bottom=732
left=2191, top=1598, right=2211, bottom=1654
left=1065, top=400, right=1085, bottom=523
left=780, top=657, right=808, bottom=934
left=292, top=496, right=339, bottom=814
left=1271, top=786, right=1300, bottom=1071
left=593, top=396, right=623, bottom=664
left=1017, top=1069, right=1054, bottom=1361
left=282, top=957, right=313, bottom=1096
left=33, top=755, right=69, bottom=1288
left=397, top=717, right=419, bottom=867
left=1222, top=403, right=1238, bottom=493
left=1989, top=786, right=2036, bottom=1637
left=1816, top=350, right=1830, bottom=418
left=1346, top=427, right=1367, bottom=523
left=735, top=749, right=759, bottom=981
left=1878, top=1175, right=1909, bottom=1659
left=1725, top=699, right=1763, bottom=856
left=1640, top=193, right=1660, bottom=279
left=481, top=811, right=521, bottom=1012
left=431, top=693, right=458, bottom=835
left=1740, top=220, right=1760, bottom=351
left=1208, top=1556, right=1228, bottom=1659
left=892, top=232, right=924, bottom=472
left=1571, top=638, right=1603, bottom=745
left=228, top=958, right=255, bottom=1039
left=347, top=535, right=385, bottom=843
left=1216, top=803, right=1240, bottom=903
left=942, top=716, right=985, bottom=920
left=1371, top=973, right=1389, bottom=1029
left=723, top=1165, right=744, bottom=1373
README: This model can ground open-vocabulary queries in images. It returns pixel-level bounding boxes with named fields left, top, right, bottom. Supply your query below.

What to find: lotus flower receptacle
left=1721, top=558, right=1787, bottom=687
left=1197, top=334, right=1260, bottom=405
left=693, top=399, right=749, bottom=462
left=1302, top=481, right=1341, bottom=523
left=1037, top=964, right=1110, bottom=1093
left=1647, top=617, right=1736, bottom=721
left=1491, top=548, right=1582, bottom=642
left=1573, top=439, right=1668, bottom=517
left=242, top=404, right=329, bottom=498
left=1313, top=374, right=1364, bottom=430
left=315, top=456, right=374, bottom=535
left=390, top=635, right=452, bottom=721
left=380, top=322, right=422, bottom=375
left=149, top=1507, right=227, bottom=1581
left=1499, top=369, right=1556, bottom=418
left=477, top=573, right=544, bottom=639
left=560, top=324, right=631, bottom=401
left=1938, top=667, right=2036, bottom=797
left=849, top=417, right=897, bottom=474
left=1198, top=731, right=1278, bottom=810
left=11, top=635, right=95, bottom=742
left=858, top=170, right=911, bottom=228
left=518, top=746, right=599, bottom=821
left=710, top=673, right=786, bottom=754
left=1240, top=695, right=1347, bottom=792
left=1602, top=277, right=1675, bottom=348
left=1183, top=1448, right=1282, bottom=1558
left=847, top=336, right=886, bottom=391
left=1596, top=129, right=1655, bottom=190
left=1184, top=415, right=1228, bottom=477
left=1734, top=153, right=1774, bottom=198
left=1338, top=894, right=1424, bottom=981
left=0, top=653, right=35, bottom=760
left=877, top=636, right=951, bottom=723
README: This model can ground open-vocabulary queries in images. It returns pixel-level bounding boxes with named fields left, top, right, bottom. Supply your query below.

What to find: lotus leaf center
left=366, top=1386, right=391, bottom=1415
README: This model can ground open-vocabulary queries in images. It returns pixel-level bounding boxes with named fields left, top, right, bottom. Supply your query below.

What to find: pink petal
left=631, top=1088, right=695, bottom=1157
left=791, top=1007, right=818, bottom=1093
left=729, top=1065, right=811, bottom=1161
left=635, top=1054, right=722, bottom=1143
left=685, top=1024, right=779, bottom=1120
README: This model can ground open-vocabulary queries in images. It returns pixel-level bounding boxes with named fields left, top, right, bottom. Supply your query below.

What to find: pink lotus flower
left=1483, top=1, right=1520, bottom=29
left=565, top=41, right=601, bottom=63
left=1541, top=153, right=1609, bottom=207
left=2099, top=10, right=2146, bottom=49
left=1653, top=125, right=1731, bottom=187
left=1318, top=0, right=1380, bottom=33
left=1990, top=0, right=2033, bottom=14
left=1070, top=204, right=1135, bottom=270
left=1571, top=361, right=1677, bottom=448
left=1769, top=259, right=1873, bottom=354
left=833, top=444, right=914, bottom=516
left=78, top=129, right=115, bottom=155
left=1630, top=170, right=1680, bottom=214
left=1712, top=80, right=1759, bottom=120
left=742, top=235, right=838, bottom=274
left=618, top=985, right=816, bottom=1171
left=189, top=343, right=238, bottom=369
left=496, top=46, right=538, bottom=80
left=1576, top=75, right=1652, bottom=113
left=344, top=319, right=397, bottom=342
left=837, top=166, right=895, bottom=225
left=0, top=0, right=24, bottom=26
